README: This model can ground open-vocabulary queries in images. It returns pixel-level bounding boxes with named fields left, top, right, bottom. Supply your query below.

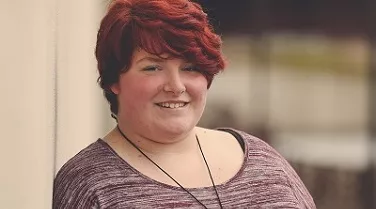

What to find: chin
left=158, top=123, right=194, bottom=138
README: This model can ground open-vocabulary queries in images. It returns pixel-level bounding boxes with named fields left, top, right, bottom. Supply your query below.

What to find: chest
left=93, top=170, right=301, bottom=209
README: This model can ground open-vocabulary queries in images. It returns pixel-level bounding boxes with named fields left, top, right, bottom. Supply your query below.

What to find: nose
left=163, top=71, right=186, bottom=95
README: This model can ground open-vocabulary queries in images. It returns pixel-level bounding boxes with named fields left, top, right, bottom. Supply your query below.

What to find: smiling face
left=111, top=49, right=208, bottom=141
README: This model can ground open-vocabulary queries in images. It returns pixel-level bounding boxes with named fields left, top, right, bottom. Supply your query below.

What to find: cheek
left=128, top=75, right=160, bottom=92
left=188, top=77, right=208, bottom=101
left=119, top=77, right=159, bottom=106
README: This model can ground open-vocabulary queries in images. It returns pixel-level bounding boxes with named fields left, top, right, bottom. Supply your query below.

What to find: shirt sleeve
left=53, top=166, right=98, bottom=209
left=228, top=128, right=317, bottom=209
left=280, top=157, right=317, bottom=209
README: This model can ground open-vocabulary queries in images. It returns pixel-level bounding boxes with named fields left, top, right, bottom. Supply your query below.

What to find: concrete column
left=0, top=0, right=56, bottom=208
left=55, top=0, right=110, bottom=172
left=0, top=0, right=112, bottom=208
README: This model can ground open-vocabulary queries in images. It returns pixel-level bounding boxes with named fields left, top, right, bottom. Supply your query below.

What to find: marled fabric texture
left=53, top=129, right=316, bottom=208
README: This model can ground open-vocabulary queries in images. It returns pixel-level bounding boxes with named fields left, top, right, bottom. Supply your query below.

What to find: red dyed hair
left=95, top=0, right=226, bottom=114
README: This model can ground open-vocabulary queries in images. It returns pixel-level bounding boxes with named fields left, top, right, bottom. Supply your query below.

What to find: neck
left=110, top=124, right=199, bottom=156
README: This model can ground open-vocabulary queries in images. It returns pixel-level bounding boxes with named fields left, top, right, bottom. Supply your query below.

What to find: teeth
left=159, top=102, right=186, bottom=109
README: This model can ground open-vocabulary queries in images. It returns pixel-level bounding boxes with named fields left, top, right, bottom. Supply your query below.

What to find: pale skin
left=103, top=49, right=244, bottom=188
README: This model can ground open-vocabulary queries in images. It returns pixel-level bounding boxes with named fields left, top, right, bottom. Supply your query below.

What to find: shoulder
left=215, top=127, right=297, bottom=174
left=214, top=127, right=317, bottom=208
left=196, top=127, right=280, bottom=161
left=53, top=140, right=119, bottom=208
left=54, top=140, right=112, bottom=182
left=216, top=127, right=286, bottom=162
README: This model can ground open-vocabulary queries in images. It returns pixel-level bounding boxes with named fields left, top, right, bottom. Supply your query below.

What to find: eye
left=182, top=65, right=200, bottom=72
left=142, top=65, right=162, bottom=71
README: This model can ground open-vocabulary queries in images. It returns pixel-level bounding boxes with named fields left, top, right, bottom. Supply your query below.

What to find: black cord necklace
left=116, top=125, right=223, bottom=209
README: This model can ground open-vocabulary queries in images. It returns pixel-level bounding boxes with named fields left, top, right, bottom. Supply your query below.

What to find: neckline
left=97, top=129, right=249, bottom=191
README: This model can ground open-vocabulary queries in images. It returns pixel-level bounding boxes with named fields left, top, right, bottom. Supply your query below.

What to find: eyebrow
left=135, top=56, right=166, bottom=64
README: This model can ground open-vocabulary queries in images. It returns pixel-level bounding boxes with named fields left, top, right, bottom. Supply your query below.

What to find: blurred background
left=197, top=1, right=376, bottom=209
left=0, top=0, right=375, bottom=208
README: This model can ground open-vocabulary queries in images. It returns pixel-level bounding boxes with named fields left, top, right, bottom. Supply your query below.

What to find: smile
left=156, top=102, right=188, bottom=109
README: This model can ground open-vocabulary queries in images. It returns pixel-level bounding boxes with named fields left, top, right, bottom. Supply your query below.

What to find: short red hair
left=95, top=0, right=226, bottom=114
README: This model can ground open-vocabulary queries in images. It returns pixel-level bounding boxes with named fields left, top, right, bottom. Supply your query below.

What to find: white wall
left=55, top=0, right=109, bottom=172
left=0, top=0, right=110, bottom=208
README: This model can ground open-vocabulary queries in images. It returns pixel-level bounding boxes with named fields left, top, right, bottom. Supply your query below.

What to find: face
left=111, top=49, right=208, bottom=141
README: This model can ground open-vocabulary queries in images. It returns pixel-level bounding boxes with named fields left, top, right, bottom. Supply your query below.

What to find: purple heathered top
left=53, top=129, right=316, bottom=208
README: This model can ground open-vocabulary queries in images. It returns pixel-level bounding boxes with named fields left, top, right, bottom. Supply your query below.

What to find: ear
left=110, top=83, right=120, bottom=95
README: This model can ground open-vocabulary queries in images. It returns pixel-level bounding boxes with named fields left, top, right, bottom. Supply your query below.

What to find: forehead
left=132, top=48, right=182, bottom=64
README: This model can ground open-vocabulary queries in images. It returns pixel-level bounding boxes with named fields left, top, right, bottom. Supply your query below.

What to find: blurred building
left=197, top=1, right=376, bottom=209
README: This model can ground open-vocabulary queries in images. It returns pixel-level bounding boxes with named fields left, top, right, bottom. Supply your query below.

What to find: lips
left=156, top=102, right=188, bottom=109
